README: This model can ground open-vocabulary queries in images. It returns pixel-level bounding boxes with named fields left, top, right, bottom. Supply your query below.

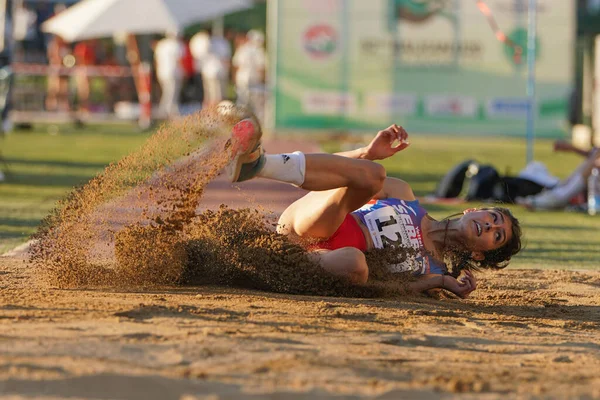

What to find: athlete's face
left=458, top=209, right=513, bottom=256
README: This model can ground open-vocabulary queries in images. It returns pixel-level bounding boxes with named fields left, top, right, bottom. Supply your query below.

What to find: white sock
left=258, top=151, right=306, bottom=187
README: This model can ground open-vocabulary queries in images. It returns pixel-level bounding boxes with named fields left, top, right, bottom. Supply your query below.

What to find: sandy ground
left=1, top=258, right=599, bottom=400
left=1, top=140, right=600, bottom=399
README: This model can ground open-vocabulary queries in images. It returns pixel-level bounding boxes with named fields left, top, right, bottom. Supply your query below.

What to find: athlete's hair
left=445, top=206, right=522, bottom=277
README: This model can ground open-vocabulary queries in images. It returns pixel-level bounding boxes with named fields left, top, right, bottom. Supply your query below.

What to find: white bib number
left=363, top=205, right=423, bottom=274
left=363, top=206, right=403, bottom=249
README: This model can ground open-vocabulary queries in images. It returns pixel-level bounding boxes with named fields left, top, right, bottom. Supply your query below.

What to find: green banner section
left=271, top=0, right=574, bottom=137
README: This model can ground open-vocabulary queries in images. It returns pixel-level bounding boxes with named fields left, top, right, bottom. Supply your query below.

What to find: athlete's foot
left=224, top=117, right=265, bottom=183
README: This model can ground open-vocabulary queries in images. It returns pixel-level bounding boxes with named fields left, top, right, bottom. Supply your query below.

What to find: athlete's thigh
left=278, top=187, right=364, bottom=239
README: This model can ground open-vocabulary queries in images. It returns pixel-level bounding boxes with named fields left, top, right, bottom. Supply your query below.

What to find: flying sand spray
left=29, top=105, right=419, bottom=298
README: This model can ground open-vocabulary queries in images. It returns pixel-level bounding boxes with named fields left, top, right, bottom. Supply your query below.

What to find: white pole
left=526, top=0, right=537, bottom=164
left=593, top=35, right=600, bottom=147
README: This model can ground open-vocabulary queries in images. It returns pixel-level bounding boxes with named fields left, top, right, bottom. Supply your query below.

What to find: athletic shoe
left=224, top=117, right=265, bottom=183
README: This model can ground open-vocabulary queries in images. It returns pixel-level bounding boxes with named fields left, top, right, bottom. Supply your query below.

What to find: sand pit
left=1, top=257, right=599, bottom=399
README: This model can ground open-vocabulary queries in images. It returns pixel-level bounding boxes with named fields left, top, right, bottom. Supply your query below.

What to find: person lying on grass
left=516, top=140, right=600, bottom=211
left=223, top=111, right=522, bottom=298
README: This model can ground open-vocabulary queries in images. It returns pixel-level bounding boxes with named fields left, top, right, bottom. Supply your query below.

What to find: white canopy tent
left=41, top=0, right=253, bottom=42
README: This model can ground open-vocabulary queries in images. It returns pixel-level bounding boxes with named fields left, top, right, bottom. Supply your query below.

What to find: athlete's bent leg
left=224, top=112, right=385, bottom=192
left=224, top=114, right=385, bottom=239
left=277, top=157, right=385, bottom=239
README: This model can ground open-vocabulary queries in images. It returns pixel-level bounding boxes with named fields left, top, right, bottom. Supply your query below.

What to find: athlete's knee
left=355, top=161, right=385, bottom=195
left=371, top=162, right=387, bottom=186
left=338, top=247, right=369, bottom=284
left=318, top=247, right=368, bottom=284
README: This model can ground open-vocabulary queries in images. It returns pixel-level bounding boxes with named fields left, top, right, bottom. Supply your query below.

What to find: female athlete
left=224, top=114, right=522, bottom=298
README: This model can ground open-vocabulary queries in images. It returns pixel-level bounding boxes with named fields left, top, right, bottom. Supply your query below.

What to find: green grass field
left=0, top=123, right=598, bottom=270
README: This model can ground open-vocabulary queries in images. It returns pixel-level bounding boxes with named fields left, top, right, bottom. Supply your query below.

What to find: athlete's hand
left=443, top=271, right=477, bottom=299
left=365, top=124, right=410, bottom=160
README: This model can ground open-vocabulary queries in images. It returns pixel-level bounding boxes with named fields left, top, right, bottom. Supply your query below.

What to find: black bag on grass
left=434, top=159, right=475, bottom=198
left=465, top=165, right=501, bottom=201
left=435, top=160, right=547, bottom=203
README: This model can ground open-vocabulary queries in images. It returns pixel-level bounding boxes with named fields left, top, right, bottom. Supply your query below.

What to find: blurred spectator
left=224, top=28, right=237, bottom=75
left=73, top=39, right=97, bottom=113
left=154, top=31, right=185, bottom=118
left=516, top=141, right=600, bottom=211
left=190, top=30, right=228, bottom=107
left=211, top=30, right=232, bottom=101
left=46, top=35, right=70, bottom=111
left=232, top=29, right=266, bottom=107
left=189, top=31, right=209, bottom=105
left=201, top=43, right=226, bottom=107
left=180, top=38, right=196, bottom=103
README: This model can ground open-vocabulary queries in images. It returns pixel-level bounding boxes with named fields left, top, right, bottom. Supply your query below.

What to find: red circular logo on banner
left=303, top=25, right=338, bottom=59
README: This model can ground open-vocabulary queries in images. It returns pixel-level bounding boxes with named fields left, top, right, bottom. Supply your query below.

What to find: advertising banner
left=269, top=0, right=574, bottom=136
